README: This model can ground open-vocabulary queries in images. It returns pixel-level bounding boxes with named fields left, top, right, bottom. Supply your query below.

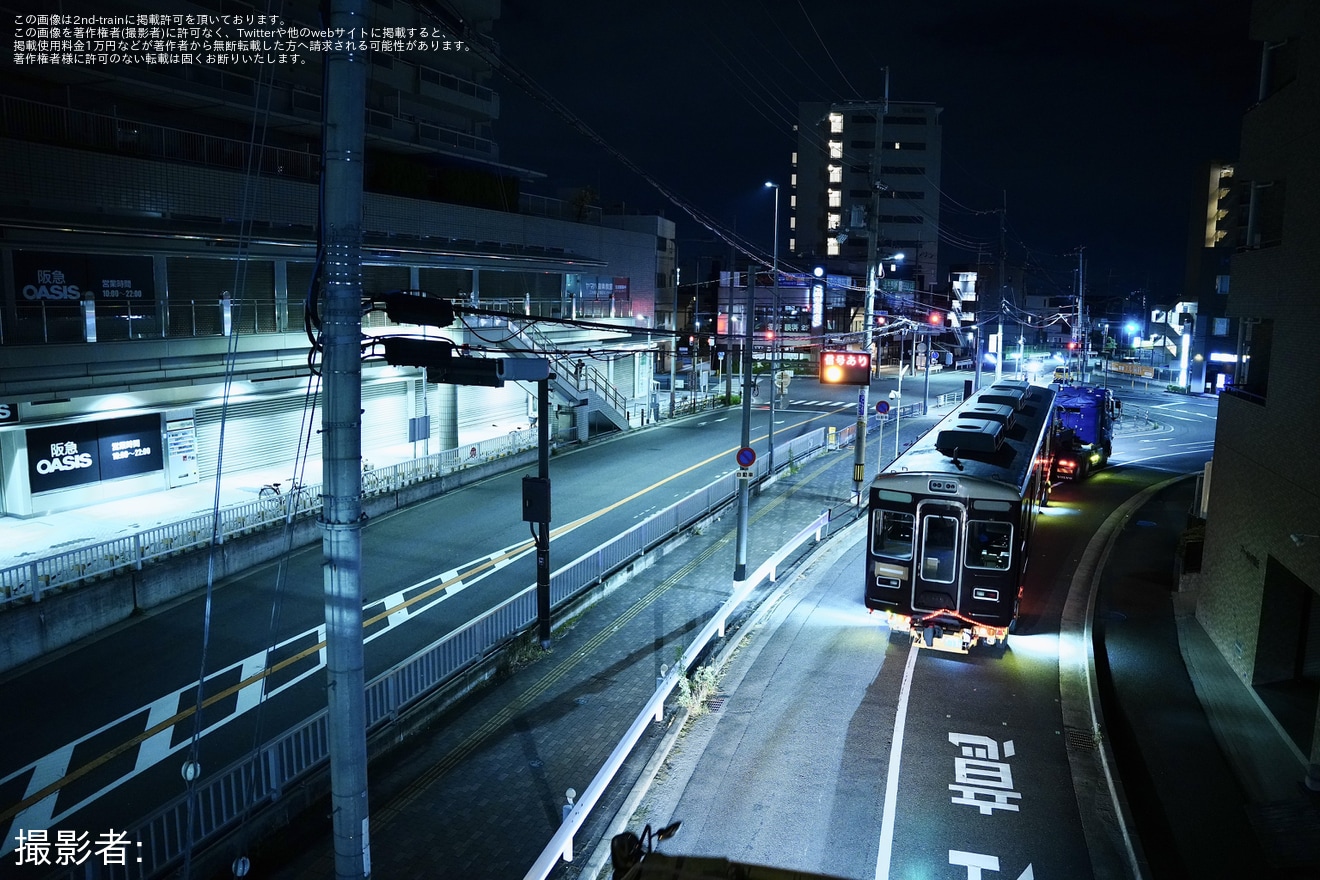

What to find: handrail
left=523, top=509, right=833, bottom=880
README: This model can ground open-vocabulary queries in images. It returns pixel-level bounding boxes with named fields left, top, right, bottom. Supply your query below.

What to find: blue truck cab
left=1051, top=385, right=1116, bottom=481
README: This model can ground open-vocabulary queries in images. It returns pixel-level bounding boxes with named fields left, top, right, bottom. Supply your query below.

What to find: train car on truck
left=1051, top=385, right=1116, bottom=481
left=865, top=380, right=1057, bottom=653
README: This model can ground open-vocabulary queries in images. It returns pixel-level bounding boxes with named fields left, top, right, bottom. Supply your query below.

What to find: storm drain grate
left=1063, top=725, right=1097, bottom=751
left=707, top=697, right=727, bottom=712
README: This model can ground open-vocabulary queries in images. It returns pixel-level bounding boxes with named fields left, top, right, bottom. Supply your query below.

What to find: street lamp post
left=764, top=181, right=780, bottom=475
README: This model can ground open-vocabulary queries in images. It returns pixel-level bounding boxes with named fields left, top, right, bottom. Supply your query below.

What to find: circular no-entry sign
left=736, top=446, right=757, bottom=468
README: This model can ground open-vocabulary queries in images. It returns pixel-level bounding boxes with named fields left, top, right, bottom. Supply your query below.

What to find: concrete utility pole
left=734, top=270, right=755, bottom=581
left=320, top=0, right=372, bottom=875
left=995, top=196, right=1006, bottom=384
left=1077, top=247, right=1087, bottom=377
left=855, top=76, right=889, bottom=497
left=765, top=181, right=780, bottom=475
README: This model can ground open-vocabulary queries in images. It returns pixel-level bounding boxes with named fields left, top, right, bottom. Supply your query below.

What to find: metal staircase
left=502, top=320, right=634, bottom=434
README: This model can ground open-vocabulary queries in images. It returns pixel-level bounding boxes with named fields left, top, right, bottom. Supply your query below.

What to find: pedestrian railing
left=62, top=428, right=832, bottom=879
left=0, top=428, right=535, bottom=608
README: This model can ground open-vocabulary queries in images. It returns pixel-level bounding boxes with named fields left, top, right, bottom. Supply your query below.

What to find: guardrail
left=523, top=508, right=834, bottom=880
left=0, top=429, right=535, bottom=608
left=58, top=428, right=831, bottom=879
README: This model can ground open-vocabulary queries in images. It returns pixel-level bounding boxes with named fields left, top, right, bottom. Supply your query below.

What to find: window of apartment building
left=850, top=189, right=871, bottom=199
left=828, top=141, right=843, bottom=159
left=826, top=238, right=839, bottom=256
left=827, top=213, right=842, bottom=230
left=1212, top=317, right=1230, bottom=336
left=1215, top=274, right=1230, bottom=294
left=879, top=215, right=923, bottom=224
left=884, top=166, right=926, bottom=175
left=829, top=113, right=844, bottom=134
left=1236, top=318, right=1273, bottom=402
left=1243, top=180, right=1286, bottom=249
left=883, top=116, right=927, bottom=126
left=850, top=114, right=876, bottom=126
left=850, top=140, right=875, bottom=150
left=885, top=142, right=926, bottom=151
left=828, top=165, right=843, bottom=184
left=1261, top=38, right=1298, bottom=99
left=827, top=190, right=842, bottom=207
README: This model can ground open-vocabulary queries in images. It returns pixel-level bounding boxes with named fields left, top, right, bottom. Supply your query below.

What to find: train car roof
left=876, top=381, right=1057, bottom=494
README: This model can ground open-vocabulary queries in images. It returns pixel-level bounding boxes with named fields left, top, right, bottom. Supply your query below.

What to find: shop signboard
left=27, top=414, right=163, bottom=493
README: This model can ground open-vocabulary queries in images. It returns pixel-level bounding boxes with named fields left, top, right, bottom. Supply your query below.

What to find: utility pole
left=734, top=270, right=755, bottom=581
left=321, top=0, right=371, bottom=874
left=855, top=73, right=889, bottom=498
left=995, top=195, right=1006, bottom=383
left=668, top=267, right=677, bottom=418
left=766, top=181, right=780, bottom=475
left=1077, top=247, right=1087, bottom=378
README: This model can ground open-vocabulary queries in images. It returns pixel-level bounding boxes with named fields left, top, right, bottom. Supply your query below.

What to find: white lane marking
left=875, top=641, right=920, bottom=880
left=0, top=541, right=537, bottom=847
left=1, top=747, right=71, bottom=857
left=134, top=694, right=181, bottom=773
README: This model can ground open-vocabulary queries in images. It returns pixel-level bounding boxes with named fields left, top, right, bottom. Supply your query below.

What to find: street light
left=764, top=181, right=780, bottom=474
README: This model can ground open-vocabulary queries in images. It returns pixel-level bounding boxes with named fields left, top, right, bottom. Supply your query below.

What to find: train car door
left=911, top=499, right=965, bottom=613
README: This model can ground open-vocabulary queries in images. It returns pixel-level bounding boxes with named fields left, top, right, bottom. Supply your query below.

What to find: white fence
left=0, top=429, right=534, bottom=608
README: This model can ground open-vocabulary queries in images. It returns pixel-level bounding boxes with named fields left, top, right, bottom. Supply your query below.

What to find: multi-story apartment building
left=0, top=0, right=673, bottom=518
left=793, top=100, right=943, bottom=302
left=1196, top=0, right=1319, bottom=764
left=1181, top=160, right=1242, bottom=392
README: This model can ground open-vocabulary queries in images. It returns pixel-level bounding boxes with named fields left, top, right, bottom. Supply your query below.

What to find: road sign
left=737, top=468, right=754, bottom=480
left=930, top=351, right=940, bottom=363
left=736, top=446, right=757, bottom=468
left=876, top=400, right=890, bottom=415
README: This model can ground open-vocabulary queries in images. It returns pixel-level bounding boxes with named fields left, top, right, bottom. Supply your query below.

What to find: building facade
left=0, top=0, right=672, bottom=518
left=793, top=100, right=943, bottom=298
left=1197, top=0, right=1320, bottom=770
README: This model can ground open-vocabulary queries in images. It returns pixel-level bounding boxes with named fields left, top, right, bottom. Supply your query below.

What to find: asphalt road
left=0, top=369, right=972, bottom=874
left=590, top=387, right=1219, bottom=878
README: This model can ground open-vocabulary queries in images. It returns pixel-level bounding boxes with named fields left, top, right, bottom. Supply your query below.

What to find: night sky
left=491, top=0, right=1257, bottom=310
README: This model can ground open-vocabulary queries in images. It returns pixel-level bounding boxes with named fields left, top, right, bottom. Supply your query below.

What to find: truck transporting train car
left=1050, top=385, right=1117, bottom=481
left=865, top=380, right=1057, bottom=653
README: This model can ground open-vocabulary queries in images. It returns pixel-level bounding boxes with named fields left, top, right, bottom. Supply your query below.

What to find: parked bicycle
left=258, top=480, right=308, bottom=516
left=362, top=461, right=382, bottom=494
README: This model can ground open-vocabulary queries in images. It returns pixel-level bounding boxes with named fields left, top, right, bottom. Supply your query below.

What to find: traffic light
left=1067, top=340, right=1079, bottom=351
left=380, top=292, right=455, bottom=328
left=380, top=337, right=549, bottom=387
left=928, top=311, right=943, bottom=326
left=819, top=350, right=872, bottom=385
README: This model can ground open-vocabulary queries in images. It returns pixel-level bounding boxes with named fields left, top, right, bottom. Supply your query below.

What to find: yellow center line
left=2, top=408, right=847, bottom=824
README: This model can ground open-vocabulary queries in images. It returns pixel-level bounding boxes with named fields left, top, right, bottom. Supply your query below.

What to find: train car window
left=966, top=521, right=1012, bottom=571
left=872, top=510, right=915, bottom=559
left=920, top=515, right=959, bottom=583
